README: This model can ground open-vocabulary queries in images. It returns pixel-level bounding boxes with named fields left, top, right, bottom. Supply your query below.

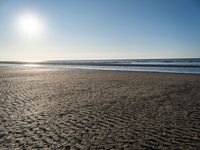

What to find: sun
left=17, top=13, right=44, bottom=37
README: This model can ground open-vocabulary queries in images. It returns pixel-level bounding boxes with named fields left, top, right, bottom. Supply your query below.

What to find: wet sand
left=0, top=67, right=200, bottom=149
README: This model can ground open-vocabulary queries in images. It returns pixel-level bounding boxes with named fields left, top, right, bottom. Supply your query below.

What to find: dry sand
left=0, top=67, right=200, bottom=149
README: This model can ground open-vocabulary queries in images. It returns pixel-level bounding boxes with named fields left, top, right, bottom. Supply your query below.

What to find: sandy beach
left=0, top=67, right=200, bottom=149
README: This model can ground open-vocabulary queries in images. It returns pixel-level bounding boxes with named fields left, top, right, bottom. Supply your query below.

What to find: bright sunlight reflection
left=17, top=13, right=44, bottom=37
left=23, top=64, right=42, bottom=67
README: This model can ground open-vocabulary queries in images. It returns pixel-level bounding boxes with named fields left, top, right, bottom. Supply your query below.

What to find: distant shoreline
left=0, top=58, right=200, bottom=74
left=0, top=57, right=200, bottom=64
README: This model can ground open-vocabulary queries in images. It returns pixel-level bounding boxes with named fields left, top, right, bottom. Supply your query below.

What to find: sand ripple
left=0, top=68, right=200, bottom=149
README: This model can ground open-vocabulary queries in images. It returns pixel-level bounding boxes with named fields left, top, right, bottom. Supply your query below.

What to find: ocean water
left=0, top=58, right=200, bottom=74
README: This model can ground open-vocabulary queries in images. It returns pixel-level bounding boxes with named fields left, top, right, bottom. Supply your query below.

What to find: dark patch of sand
left=0, top=67, right=200, bottom=149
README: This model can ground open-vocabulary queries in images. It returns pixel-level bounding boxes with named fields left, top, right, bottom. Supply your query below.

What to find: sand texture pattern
left=0, top=67, right=200, bottom=149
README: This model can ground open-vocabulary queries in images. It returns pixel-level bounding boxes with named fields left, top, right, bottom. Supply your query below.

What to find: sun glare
left=17, top=13, right=44, bottom=37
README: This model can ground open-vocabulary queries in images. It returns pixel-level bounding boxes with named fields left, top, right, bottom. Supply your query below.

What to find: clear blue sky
left=0, top=0, right=200, bottom=61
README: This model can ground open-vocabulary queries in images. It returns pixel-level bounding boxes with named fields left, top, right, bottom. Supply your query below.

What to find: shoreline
left=0, top=58, right=200, bottom=75
left=0, top=65, right=200, bottom=75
